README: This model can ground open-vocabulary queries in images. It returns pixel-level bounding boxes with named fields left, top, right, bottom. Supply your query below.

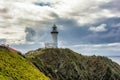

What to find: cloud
left=0, top=0, right=58, bottom=44
left=0, top=25, right=26, bottom=44
left=0, top=0, right=117, bottom=27
left=0, top=39, right=6, bottom=44
left=68, top=43, right=120, bottom=56
left=25, top=27, right=36, bottom=42
left=72, top=43, right=120, bottom=50
left=101, top=0, right=120, bottom=11
left=89, top=24, right=107, bottom=32
left=0, top=0, right=120, bottom=46
left=114, top=23, right=120, bottom=27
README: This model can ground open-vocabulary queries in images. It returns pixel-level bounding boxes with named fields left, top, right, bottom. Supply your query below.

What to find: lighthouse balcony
left=45, top=42, right=57, bottom=48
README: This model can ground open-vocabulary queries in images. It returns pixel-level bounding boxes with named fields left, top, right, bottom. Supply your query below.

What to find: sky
left=0, top=0, right=120, bottom=56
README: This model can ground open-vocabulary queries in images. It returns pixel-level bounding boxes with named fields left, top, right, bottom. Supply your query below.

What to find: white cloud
left=52, top=0, right=116, bottom=25
left=0, top=25, right=26, bottom=44
left=68, top=43, right=120, bottom=56
left=0, top=0, right=57, bottom=44
left=0, top=0, right=117, bottom=26
left=0, top=0, right=119, bottom=45
left=72, top=43, right=120, bottom=49
left=89, top=24, right=107, bottom=32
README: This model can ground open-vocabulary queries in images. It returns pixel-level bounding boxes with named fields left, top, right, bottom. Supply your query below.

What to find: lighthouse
left=51, top=24, right=58, bottom=48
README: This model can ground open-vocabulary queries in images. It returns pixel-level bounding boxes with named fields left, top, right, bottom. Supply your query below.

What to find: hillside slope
left=0, top=48, right=50, bottom=80
left=26, top=48, right=120, bottom=80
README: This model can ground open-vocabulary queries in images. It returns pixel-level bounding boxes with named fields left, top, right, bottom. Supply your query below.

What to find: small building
left=45, top=24, right=59, bottom=48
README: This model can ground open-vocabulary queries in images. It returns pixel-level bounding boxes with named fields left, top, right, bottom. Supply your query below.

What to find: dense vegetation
left=27, top=48, right=120, bottom=80
left=0, top=48, right=50, bottom=80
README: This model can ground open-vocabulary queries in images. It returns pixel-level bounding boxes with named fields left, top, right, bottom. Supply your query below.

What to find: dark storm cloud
left=25, top=27, right=36, bottom=42
left=25, top=26, right=50, bottom=44
left=0, top=39, right=6, bottom=44
left=101, top=0, right=120, bottom=11
left=54, top=17, right=120, bottom=45
left=52, top=18, right=91, bottom=45
left=0, top=8, right=8, bottom=13
left=35, top=2, right=52, bottom=7
left=81, top=17, right=120, bottom=44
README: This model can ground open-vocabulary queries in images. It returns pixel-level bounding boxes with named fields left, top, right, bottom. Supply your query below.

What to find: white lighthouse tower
left=51, top=24, right=58, bottom=48
left=45, top=24, right=59, bottom=48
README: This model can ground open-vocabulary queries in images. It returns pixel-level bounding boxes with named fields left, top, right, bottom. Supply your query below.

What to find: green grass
left=0, top=49, right=50, bottom=80
left=27, top=48, right=120, bottom=80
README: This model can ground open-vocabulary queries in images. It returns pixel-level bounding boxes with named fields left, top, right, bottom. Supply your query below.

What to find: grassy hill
left=0, top=48, right=50, bottom=80
left=26, top=48, right=120, bottom=80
